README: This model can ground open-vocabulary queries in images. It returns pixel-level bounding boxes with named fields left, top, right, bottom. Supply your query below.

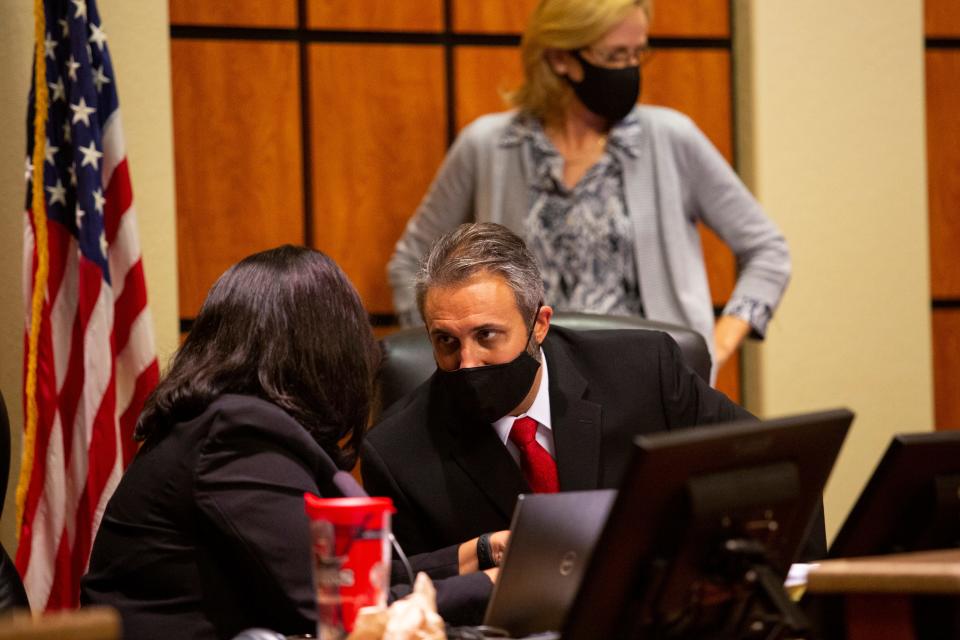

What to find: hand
left=489, top=530, right=510, bottom=566
left=713, top=315, right=751, bottom=369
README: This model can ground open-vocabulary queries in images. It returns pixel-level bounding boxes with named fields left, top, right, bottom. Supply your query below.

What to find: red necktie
left=508, top=416, right=559, bottom=493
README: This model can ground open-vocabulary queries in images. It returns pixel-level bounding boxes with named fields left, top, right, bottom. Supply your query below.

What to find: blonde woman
left=388, top=0, right=790, bottom=379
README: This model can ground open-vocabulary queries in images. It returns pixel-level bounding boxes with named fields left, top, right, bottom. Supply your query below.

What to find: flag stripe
left=46, top=520, right=73, bottom=609
left=119, top=359, right=158, bottom=466
left=113, top=258, right=146, bottom=354
left=43, top=218, right=72, bottom=318
left=71, top=362, right=117, bottom=600
left=52, top=264, right=112, bottom=609
left=103, top=158, right=131, bottom=244
left=64, top=269, right=113, bottom=541
left=49, top=228, right=79, bottom=392
left=22, top=224, right=35, bottom=328
left=14, top=306, right=56, bottom=586
left=59, top=258, right=103, bottom=466
left=107, top=206, right=140, bottom=303
left=115, top=307, right=156, bottom=399
left=100, top=109, right=124, bottom=187
left=21, top=412, right=67, bottom=611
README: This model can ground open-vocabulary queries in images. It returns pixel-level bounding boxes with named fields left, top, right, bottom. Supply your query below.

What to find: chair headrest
left=375, top=312, right=712, bottom=421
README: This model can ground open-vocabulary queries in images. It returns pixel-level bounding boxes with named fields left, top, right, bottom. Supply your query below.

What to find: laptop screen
left=483, top=489, right=616, bottom=637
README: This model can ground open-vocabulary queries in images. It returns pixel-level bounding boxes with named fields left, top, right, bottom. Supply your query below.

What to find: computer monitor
left=563, top=408, right=853, bottom=640
left=829, top=430, right=960, bottom=558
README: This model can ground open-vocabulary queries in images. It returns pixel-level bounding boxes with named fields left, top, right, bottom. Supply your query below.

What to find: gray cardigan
left=388, top=106, right=791, bottom=371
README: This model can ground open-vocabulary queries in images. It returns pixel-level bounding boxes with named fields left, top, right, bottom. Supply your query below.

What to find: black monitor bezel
left=829, top=430, right=960, bottom=559
left=563, top=408, right=853, bottom=639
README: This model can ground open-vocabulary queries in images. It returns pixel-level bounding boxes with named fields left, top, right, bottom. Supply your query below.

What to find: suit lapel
left=431, top=383, right=528, bottom=520
left=545, top=334, right=603, bottom=491
left=451, top=424, right=529, bottom=519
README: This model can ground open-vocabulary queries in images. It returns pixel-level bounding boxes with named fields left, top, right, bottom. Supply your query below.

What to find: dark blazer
left=362, top=327, right=753, bottom=556
left=81, top=394, right=491, bottom=640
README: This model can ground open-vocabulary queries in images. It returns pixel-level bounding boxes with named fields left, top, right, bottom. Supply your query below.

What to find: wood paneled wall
left=170, top=40, right=304, bottom=317
left=307, top=1, right=444, bottom=31
left=168, top=0, right=744, bottom=399
left=926, top=0, right=960, bottom=429
left=307, top=44, right=448, bottom=309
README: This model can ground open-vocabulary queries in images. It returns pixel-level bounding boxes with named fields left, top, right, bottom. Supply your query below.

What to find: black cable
left=390, top=533, right=416, bottom=586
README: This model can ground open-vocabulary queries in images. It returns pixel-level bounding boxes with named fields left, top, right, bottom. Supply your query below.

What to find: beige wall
left=0, top=2, right=179, bottom=553
left=0, top=0, right=35, bottom=555
left=736, top=0, right=933, bottom=539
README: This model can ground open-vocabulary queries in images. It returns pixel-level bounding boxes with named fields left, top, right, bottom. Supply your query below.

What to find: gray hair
left=415, top=223, right=545, bottom=326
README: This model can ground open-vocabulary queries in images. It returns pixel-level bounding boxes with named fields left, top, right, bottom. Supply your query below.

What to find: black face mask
left=566, top=50, right=641, bottom=124
left=434, top=312, right=542, bottom=424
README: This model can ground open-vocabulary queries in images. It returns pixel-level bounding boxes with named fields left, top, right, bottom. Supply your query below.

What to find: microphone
left=332, top=471, right=367, bottom=498
left=332, top=472, right=415, bottom=586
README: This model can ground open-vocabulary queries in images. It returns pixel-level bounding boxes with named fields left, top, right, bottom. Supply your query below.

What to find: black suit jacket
left=81, top=394, right=491, bottom=639
left=362, top=327, right=754, bottom=556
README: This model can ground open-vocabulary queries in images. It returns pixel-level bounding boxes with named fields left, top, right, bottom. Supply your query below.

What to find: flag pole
left=17, top=0, right=51, bottom=541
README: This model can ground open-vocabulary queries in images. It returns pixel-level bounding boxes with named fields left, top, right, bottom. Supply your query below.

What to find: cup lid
left=303, top=493, right=396, bottom=519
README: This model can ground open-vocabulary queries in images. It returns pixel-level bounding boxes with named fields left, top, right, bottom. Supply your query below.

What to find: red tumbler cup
left=303, top=494, right=396, bottom=639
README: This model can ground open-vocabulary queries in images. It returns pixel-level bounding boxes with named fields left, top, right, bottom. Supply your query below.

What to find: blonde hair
left=508, top=0, right=650, bottom=122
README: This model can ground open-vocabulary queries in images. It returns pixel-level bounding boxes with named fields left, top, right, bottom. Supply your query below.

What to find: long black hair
left=136, top=245, right=378, bottom=469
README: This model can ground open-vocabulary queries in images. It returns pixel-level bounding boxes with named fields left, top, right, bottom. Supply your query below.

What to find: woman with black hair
left=81, top=246, right=495, bottom=639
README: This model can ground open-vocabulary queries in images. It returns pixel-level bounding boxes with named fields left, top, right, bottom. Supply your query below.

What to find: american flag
left=17, top=0, right=159, bottom=610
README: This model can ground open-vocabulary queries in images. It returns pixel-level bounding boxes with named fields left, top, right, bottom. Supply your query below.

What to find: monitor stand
left=649, top=538, right=813, bottom=640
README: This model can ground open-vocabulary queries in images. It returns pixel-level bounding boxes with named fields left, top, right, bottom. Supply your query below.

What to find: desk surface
left=0, top=606, right=120, bottom=640
left=807, top=549, right=960, bottom=595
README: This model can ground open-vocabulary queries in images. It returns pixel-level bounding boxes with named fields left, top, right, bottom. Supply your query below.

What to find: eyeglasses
left=579, top=45, right=653, bottom=69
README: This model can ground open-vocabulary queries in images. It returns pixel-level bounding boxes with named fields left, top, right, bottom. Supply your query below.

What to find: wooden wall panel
left=171, top=40, right=304, bottom=318
left=168, top=0, right=297, bottom=27
left=641, top=44, right=737, bottom=395
left=453, top=0, right=728, bottom=37
left=307, top=0, right=443, bottom=31
left=642, top=49, right=732, bottom=160
left=453, top=0, right=537, bottom=33
left=716, top=349, right=740, bottom=403
left=651, top=0, right=729, bottom=38
left=932, top=309, right=960, bottom=429
left=698, top=225, right=735, bottom=305
left=454, top=47, right=523, bottom=130
left=308, top=45, right=447, bottom=312
left=927, top=50, right=960, bottom=299
left=926, top=0, right=960, bottom=37
left=643, top=49, right=735, bottom=305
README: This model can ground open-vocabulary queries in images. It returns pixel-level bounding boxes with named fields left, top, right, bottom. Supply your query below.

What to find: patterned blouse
left=500, top=112, right=772, bottom=333
left=502, top=113, right=644, bottom=317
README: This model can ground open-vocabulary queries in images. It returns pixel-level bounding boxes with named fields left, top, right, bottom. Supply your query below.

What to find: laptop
left=482, top=489, right=616, bottom=637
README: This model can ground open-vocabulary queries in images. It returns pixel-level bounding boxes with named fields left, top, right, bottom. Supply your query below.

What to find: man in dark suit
left=362, top=222, right=754, bottom=559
